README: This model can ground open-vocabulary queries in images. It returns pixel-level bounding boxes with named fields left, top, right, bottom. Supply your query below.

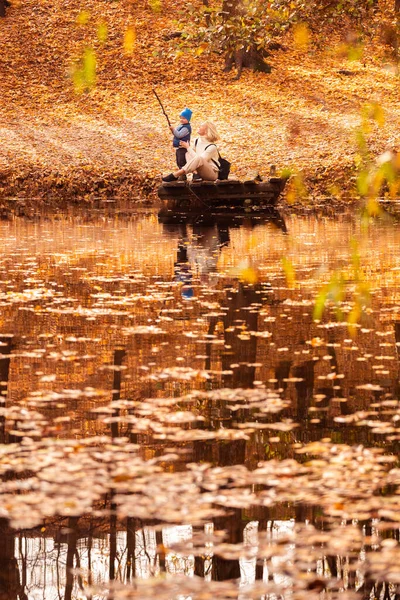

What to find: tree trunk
left=126, top=518, right=136, bottom=581
left=109, top=504, right=117, bottom=581
left=221, top=0, right=271, bottom=79
left=0, top=337, right=13, bottom=443
left=396, top=0, right=400, bottom=66
left=221, top=283, right=260, bottom=387
left=212, top=510, right=243, bottom=581
left=64, top=517, right=79, bottom=600
left=0, top=0, right=10, bottom=17
left=111, top=347, right=126, bottom=439
left=0, top=519, right=28, bottom=600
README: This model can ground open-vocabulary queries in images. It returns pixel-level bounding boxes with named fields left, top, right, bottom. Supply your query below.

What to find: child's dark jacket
left=172, top=124, right=192, bottom=148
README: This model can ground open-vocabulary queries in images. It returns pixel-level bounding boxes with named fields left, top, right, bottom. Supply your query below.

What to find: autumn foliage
left=0, top=0, right=400, bottom=205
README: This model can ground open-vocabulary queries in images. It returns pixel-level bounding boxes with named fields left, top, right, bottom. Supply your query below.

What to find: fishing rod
left=152, top=88, right=171, bottom=127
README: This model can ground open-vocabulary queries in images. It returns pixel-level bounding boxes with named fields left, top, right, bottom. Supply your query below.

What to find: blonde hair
left=204, top=121, right=220, bottom=143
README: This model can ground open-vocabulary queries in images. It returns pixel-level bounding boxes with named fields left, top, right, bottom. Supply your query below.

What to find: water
left=0, top=209, right=399, bottom=600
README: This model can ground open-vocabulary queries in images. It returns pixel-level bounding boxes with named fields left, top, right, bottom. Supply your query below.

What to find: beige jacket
left=186, top=137, right=220, bottom=172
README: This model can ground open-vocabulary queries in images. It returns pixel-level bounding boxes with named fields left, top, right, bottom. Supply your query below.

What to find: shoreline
left=0, top=181, right=368, bottom=221
left=0, top=163, right=361, bottom=218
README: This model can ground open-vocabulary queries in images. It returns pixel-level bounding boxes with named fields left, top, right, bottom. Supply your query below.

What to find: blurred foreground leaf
left=124, top=27, right=136, bottom=55
left=72, top=46, right=97, bottom=94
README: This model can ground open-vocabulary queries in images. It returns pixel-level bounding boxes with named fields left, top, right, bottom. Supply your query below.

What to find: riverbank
left=1, top=0, right=399, bottom=205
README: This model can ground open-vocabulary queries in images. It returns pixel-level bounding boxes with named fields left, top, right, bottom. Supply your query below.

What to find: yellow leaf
left=282, top=257, right=296, bottom=288
left=285, top=182, right=296, bottom=204
left=239, top=266, right=258, bottom=285
left=372, top=103, right=385, bottom=127
left=124, top=26, right=136, bottom=55
left=97, top=22, right=108, bottom=44
left=293, top=23, right=310, bottom=51
left=149, top=0, right=162, bottom=12
left=83, top=47, right=96, bottom=88
left=363, top=102, right=385, bottom=128
left=365, top=197, right=381, bottom=217
left=347, top=305, right=361, bottom=338
left=76, top=10, right=90, bottom=26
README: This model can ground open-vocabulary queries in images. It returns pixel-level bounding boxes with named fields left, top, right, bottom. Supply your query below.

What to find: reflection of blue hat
left=180, top=108, right=192, bottom=121
left=181, top=285, right=194, bottom=299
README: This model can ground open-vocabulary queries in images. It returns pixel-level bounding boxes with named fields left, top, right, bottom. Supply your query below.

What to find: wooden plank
left=161, top=181, right=187, bottom=188
left=215, top=180, right=242, bottom=186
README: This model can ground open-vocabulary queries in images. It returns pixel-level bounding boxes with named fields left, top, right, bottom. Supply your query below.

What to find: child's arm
left=171, top=125, right=191, bottom=139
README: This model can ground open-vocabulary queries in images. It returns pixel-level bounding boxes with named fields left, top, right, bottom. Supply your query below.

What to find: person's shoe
left=192, top=173, right=202, bottom=181
left=162, top=173, right=178, bottom=182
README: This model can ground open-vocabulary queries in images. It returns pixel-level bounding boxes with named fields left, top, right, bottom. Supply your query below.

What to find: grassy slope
left=0, top=0, right=399, bottom=202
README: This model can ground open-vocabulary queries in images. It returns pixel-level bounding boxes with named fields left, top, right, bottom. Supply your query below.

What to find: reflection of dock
left=158, top=206, right=288, bottom=234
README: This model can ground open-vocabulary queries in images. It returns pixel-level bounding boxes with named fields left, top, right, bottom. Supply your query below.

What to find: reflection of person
left=174, top=240, right=194, bottom=300
left=187, top=225, right=222, bottom=276
left=173, top=223, right=230, bottom=298
left=170, top=108, right=192, bottom=176
left=162, top=122, right=220, bottom=182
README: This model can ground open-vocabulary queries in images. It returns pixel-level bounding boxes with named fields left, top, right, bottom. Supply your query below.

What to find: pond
left=0, top=208, right=399, bottom=600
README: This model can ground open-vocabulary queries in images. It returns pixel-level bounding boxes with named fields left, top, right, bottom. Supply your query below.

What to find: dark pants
left=176, top=148, right=187, bottom=169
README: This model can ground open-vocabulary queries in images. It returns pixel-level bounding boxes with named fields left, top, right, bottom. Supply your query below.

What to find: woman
left=162, top=121, right=220, bottom=182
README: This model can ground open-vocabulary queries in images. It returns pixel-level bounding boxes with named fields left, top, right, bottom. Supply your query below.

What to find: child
left=170, top=108, right=192, bottom=172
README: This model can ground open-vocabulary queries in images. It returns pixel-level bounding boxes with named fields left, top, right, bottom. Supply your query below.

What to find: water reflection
left=1, top=517, right=398, bottom=599
left=0, top=210, right=399, bottom=599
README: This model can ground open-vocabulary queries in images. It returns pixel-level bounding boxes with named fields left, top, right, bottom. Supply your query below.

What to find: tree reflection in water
left=1, top=517, right=399, bottom=599
left=0, top=211, right=399, bottom=599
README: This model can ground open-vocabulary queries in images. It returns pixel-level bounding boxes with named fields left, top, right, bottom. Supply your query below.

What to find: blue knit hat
left=180, top=108, right=192, bottom=121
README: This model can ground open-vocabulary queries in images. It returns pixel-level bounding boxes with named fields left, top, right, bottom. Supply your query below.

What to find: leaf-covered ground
left=0, top=0, right=399, bottom=203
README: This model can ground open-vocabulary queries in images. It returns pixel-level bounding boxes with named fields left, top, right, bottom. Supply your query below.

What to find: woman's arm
left=180, top=140, right=195, bottom=159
